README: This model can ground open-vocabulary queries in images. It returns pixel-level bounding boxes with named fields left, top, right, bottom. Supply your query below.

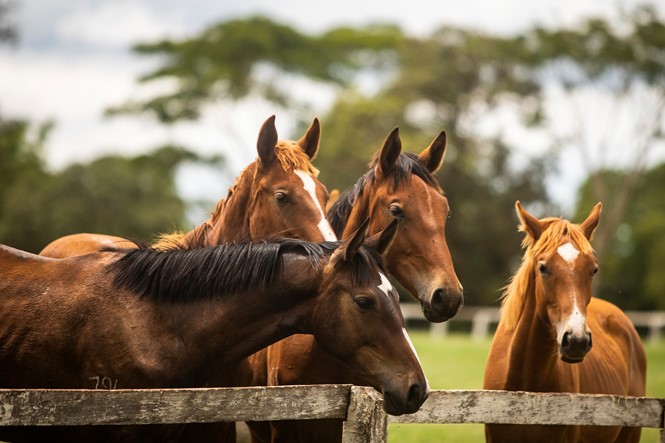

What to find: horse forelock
left=274, top=142, right=319, bottom=176
left=107, top=239, right=336, bottom=303
left=500, top=218, right=595, bottom=331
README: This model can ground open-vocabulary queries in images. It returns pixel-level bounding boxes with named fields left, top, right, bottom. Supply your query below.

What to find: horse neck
left=504, top=271, right=567, bottom=392
left=179, top=165, right=256, bottom=248
left=161, top=253, right=323, bottom=374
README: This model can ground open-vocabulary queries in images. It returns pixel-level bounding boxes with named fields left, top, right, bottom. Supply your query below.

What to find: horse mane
left=150, top=142, right=318, bottom=250
left=328, top=152, right=442, bottom=236
left=500, top=217, right=595, bottom=331
left=106, top=239, right=388, bottom=303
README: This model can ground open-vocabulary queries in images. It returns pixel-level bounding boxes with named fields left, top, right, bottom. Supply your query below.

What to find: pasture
left=388, top=332, right=665, bottom=443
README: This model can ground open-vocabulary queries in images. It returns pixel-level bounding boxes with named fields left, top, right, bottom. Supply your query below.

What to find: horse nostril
left=586, top=332, right=593, bottom=352
left=407, top=383, right=422, bottom=406
left=561, top=331, right=571, bottom=350
left=431, top=289, right=444, bottom=308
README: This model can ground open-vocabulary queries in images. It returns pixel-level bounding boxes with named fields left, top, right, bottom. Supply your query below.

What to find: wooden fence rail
left=0, top=386, right=663, bottom=442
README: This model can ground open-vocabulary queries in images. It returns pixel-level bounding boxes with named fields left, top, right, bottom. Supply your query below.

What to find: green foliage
left=576, top=163, right=665, bottom=309
left=0, top=123, right=205, bottom=252
left=108, top=16, right=403, bottom=122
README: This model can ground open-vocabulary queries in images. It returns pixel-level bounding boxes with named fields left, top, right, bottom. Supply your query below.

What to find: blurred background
left=1, top=0, right=665, bottom=312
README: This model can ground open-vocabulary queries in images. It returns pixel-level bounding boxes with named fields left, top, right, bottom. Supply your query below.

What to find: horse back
left=39, top=233, right=135, bottom=258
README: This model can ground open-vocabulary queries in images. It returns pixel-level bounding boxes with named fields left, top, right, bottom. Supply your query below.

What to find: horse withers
left=0, top=219, right=428, bottom=442
left=483, top=202, right=646, bottom=443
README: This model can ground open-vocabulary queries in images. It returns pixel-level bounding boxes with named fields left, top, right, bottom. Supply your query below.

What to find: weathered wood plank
left=389, top=390, right=664, bottom=428
left=0, top=385, right=351, bottom=426
left=341, top=386, right=387, bottom=443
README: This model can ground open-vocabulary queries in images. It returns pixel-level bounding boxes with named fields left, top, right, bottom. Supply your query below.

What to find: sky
left=1, top=0, right=664, bottom=213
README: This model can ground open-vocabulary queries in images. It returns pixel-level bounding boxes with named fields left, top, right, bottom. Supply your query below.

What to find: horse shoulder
left=580, top=297, right=646, bottom=396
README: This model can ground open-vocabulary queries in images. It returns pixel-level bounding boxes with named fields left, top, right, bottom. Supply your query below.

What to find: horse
left=37, top=115, right=338, bottom=442
left=0, top=218, right=429, bottom=443
left=249, top=127, right=463, bottom=442
left=483, top=201, right=646, bottom=443
left=39, top=114, right=337, bottom=258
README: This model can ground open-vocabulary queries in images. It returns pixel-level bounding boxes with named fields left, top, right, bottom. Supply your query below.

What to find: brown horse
left=39, top=114, right=336, bottom=258
left=38, top=115, right=337, bottom=442
left=0, top=219, right=428, bottom=442
left=483, top=202, right=646, bottom=443
left=249, top=128, right=463, bottom=442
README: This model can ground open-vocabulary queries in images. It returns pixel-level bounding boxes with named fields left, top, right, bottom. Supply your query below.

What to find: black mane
left=328, top=152, right=442, bottom=236
left=105, top=239, right=388, bottom=303
left=106, top=240, right=334, bottom=302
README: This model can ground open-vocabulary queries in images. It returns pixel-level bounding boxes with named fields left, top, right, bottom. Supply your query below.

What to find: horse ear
left=257, top=115, right=278, bottom=165
left=330, top=218, right=369, bottom=266
left=365, top=219, right=399, bottom=256
left=418, top=130, right=447, bottom=173
left=376, top=128, right=401, bottom=181
left=297, top=117, right=320, bottom=160
left=515, top=201, right=543, bottom=241
left=581, top=202, right=602, bottom=240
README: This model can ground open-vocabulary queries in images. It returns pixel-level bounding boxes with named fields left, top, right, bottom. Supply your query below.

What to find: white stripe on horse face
left=294, top=170, right=338, bottom=241
left=557, top=242, right=580, bottom=265
left=378, top=272, right=394, bottom=299
left=402, top=327, right=430, bottom=391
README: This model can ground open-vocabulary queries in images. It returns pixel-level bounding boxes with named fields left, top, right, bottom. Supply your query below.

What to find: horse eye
left=355, top=296, right=374, bottom=310
left=447, top=210, right=452, bottom=220
left=275, top=191, right=289, bottom=206
left=591, top=267, right=599, bottom=277
left=538, top=263, right=548, bottom=275
left=389, top=204, right=404, bottom=218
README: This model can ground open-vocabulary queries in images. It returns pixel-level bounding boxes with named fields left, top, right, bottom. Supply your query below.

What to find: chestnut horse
left=483, top=202, right=646, bottom=443
left=249, top=128, right=463, bottom=442
left=0, top=219, right=429, bottom=443
left=39, top=114, right=336, bottom=258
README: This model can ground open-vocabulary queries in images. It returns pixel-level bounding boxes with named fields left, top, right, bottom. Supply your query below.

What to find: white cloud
left=55, top=1, right=186, bottom=48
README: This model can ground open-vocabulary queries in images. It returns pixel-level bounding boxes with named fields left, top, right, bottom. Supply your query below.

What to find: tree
left=576, top=162, right=665, bottom=310
left=0, top=145, right=213, bottom=253
left=524, top=6, right=665, bottom=264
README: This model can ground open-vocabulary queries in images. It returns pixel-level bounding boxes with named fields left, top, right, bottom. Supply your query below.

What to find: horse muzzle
left=383, top=379, right=430, bottom=416
left=560, top=330, right=593, bottom=364
left=422, top=286, right=464, bottom=323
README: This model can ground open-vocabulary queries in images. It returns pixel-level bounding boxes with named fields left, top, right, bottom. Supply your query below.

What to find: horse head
left=312, top=218, right=429, bottom=415
left=338, top=128, right=463, bottom=322
left=515, top=201, right=602, bottom=363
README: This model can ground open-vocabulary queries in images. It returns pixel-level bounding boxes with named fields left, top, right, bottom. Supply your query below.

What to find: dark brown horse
left=39, top=114, right=336, bottom=258
left=483, top=202, right=646, bottom=443
left=0, top=219, right=428, bottom=442
left=249, top=128, right=463, bottom=442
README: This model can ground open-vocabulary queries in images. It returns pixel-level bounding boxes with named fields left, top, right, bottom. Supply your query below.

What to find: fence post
left=341, top=386, right=387, bottom=443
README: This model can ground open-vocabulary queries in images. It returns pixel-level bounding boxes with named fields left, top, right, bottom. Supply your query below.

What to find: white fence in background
left=400, top=304, right=665, bottom=343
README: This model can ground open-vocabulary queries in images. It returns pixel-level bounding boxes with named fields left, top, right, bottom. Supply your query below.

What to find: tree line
left=1, top=5, right=664, bottom=309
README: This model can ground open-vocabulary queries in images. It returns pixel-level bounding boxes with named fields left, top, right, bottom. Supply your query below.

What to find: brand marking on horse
left=294, top=170, right=337, bottom=241
left=557, top=242, right=579, bottom=265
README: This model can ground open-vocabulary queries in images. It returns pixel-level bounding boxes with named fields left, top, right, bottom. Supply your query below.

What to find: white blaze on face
left=402, top=327, right=431, bottom=391
left=378, top=272, right=394, bottom=299
left=294, top=170, right=338, bottom=241
left=556, top=298, right=588, bottom=344
left=557, top=242, right=580, bottom=265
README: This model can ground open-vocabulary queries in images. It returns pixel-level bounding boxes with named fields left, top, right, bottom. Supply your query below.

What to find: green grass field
left=388, top=331, right=665, bottom=442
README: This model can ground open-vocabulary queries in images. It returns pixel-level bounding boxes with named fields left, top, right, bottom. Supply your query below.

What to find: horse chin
left=560, top=354, right=586, bottom=364
left=422, top=308, right=452, bottom=323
